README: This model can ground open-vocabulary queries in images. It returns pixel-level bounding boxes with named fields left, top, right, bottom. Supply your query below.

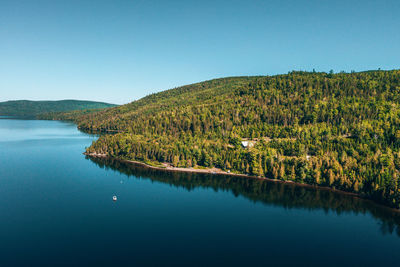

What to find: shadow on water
left=87, top=156, right=400, bottom=237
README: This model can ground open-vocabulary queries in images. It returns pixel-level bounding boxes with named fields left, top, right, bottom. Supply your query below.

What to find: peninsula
left=47, top=70, right=400, bottom=209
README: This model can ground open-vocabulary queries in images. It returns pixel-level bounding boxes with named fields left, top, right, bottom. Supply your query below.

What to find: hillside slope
left=65, top=70, right=400, bottom=208
left=0, top=100, right=116, bottom=117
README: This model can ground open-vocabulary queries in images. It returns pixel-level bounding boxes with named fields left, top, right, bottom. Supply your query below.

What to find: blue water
left=0, top=118, right=399, bottom=266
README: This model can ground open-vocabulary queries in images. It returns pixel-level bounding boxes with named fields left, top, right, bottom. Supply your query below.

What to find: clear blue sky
left=1, top=0, right=399, bottom=104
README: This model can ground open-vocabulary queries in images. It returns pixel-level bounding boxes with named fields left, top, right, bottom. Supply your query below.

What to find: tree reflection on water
left=88, top=156, right=400, bottom=237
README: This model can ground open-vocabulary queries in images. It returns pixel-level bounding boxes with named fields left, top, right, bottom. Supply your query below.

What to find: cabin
left=241, top=141, right=255, bottom=148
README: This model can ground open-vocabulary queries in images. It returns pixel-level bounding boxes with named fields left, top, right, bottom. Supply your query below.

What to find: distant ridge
left=0, top=100, right=116, bottom=117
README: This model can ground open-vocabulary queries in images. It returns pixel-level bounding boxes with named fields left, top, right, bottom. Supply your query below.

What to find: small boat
left=113, top=195, right=117, bottom=201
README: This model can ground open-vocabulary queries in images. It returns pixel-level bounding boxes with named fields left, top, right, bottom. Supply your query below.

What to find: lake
left=0, top=118, right=400, bottom=266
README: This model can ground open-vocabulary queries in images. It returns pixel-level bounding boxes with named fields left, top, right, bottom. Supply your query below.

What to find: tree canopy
left=0, top=100, right=116, bottom=117
left=47, top=70, right=400, bottom=209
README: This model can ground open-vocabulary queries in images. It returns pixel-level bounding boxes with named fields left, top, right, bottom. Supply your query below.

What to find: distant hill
left=0, top=100, right=116, bottom=117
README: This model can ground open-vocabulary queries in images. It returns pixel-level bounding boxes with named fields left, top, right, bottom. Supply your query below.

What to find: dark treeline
left=89, top=156, right=400, bottom=236
left=0, top=100, right=116, bottom=117
left=50, top=70, right=400, bottom=208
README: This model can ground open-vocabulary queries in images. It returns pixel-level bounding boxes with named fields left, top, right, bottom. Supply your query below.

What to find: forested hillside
left=0, top=100, right=116, bottom=117
left=56, top=70, right=400, bottom=208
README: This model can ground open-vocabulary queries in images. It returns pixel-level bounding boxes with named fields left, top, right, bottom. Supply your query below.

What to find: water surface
left=0, top=119, right=399, bottom=266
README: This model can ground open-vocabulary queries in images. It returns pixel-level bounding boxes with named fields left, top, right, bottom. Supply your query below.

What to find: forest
left=48, top=70, right=400, bottom=209
left=0, top=100, right=116, bottom=117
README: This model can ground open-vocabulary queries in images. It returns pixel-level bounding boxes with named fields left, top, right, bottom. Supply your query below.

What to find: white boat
left=113, top=195, right=117, bottom=201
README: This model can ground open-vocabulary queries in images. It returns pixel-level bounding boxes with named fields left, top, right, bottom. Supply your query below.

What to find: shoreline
left=85, top=152, right=400, bottom=213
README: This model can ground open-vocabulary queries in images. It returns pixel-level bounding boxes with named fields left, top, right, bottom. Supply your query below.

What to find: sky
left=0, top=0, right=399, bottom=104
